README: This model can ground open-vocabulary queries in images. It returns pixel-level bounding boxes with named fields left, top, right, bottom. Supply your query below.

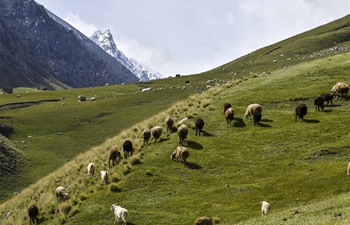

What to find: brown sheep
left=225, top=107, right=234, bottom=126
left=171, top=146, right=189, bottom=166
left=195, top=216, right=213, bottom=225
left=165, top=116, right=174, bottom=133
left=109, top=148, right=121, bottom=168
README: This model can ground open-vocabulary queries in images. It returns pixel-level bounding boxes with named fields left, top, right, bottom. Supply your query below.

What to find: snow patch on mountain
left=90, top=30, right=164, bottom=81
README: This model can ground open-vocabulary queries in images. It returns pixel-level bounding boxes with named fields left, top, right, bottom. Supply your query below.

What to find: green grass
left=0, top=15, right=350, bottom=225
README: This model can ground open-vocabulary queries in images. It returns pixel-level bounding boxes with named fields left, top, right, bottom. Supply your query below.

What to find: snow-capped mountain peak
left=90, top=30, right=164, bottom=81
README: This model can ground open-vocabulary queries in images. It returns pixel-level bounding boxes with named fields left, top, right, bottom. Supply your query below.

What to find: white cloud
left=64, top=13, right=97, bottom=37
left=35, top=0, right=349, bottom=76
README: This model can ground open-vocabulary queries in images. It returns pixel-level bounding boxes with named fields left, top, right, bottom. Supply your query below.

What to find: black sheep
left=314, top=96, right=325, bottom=111
left=195, top=118, right=205, bottom=136
left=295, top=104, right=308, bottom=122
left=253, top=111, right=262, bottom=126
left=320, top=93, right=333, bottom=105
left=223, top=102, right=232, bottom=114
left=28, top=205, right=38, bottom=225
left=123, top=140, right=133, bottom=158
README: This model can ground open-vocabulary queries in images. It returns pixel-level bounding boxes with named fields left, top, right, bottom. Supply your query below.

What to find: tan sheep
left=165, top=116, right=174, bottom=133
left=225, top=107, right=234, bottom=126
left=151, top=126, right=163, bottom=143
left=331, top=82, right=349, bottom=100
left=244, top=103, right=262, bottom=119
left=177, top=124, right=188, bottom=145
left=171, top=146, right=189, bottom=166
left=347, top=162, right=350, bottom=178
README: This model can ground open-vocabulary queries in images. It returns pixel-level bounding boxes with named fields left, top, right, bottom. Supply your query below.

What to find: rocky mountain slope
left=0, top=0, right=139, bottom=89
left=91, top=30, right=164, bottom=81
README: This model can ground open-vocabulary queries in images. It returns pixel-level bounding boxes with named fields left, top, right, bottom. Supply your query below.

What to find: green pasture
left=0, top=14, right=350, bottom=224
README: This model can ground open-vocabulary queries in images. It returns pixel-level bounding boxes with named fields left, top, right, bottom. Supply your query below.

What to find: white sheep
left=100, top=170, right=109, bottom=186
left=177, top=124, right=188, bottom=145
left=261, top=201, right=271, bottom=215
left=331, top=82, right=349, bottom=99
left=176, top=117, right=188, bottom=126
left=171, top=146, right=189, bottom=165
left=110, top=203, right=128, bottom=225
left=87, top=162, right=95, bottom=176
left=142, top=87, right=152, bottom=92
left=55, top=186, right=69, bottom=202
left=151, top=126, right=163, bottom=143
left=347, top=162, right=350, bottom=178
left=244, top=104, right=262, bottom=120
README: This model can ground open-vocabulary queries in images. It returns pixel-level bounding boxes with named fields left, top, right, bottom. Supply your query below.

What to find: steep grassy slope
left=1, top=50, right=350, bottom=225
left=0, top=14, right=349, bottom=224
left=0, top=80, right=203, bottom=201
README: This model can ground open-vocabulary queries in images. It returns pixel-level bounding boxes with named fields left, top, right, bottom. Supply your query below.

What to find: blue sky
left=35, top=0, right=349, bottom=76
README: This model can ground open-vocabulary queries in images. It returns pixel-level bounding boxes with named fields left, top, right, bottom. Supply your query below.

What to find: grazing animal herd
left=20, top=81, right=348, bottom=224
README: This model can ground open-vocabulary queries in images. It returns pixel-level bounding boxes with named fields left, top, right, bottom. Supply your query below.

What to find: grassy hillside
left=0, top=14, right=349, bottom=224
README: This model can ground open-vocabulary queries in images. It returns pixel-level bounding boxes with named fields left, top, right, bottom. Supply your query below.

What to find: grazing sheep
left=100, top=170, right=109, bottom=185
left=261, top=201, right=271, bottom=215
left=225, top=107, right=234, bottom=126
left=87, top=162, right=95, bottom=176
left=331, top=82, right=349, bottom=99
left=77, top=95, right=86, bottom=102
left=244, top=103, right=262, bottom=119
left=177, top=124, right=188, bottom=145
left=142, top=129, right=151, bottom=146
left=171, top=146, right=189, bottom=165
left=151, top=126, right=163, bottom=143
left=347, top=162, right=350, bottom=178
left=55, top=186, right=69, bottom=202
left=295, top=104, right=308, bottom=122
left=123, top=140, right=133, bottom=159
left=195, top=216, right=213, bottom=225
left=223, top=102, right=232, bottom=114
left=28, top=205, right=38, bottom=225
left=314, top=96, right=325, bottom=111
left=253, top=110, right=262, bottom=126
left=110, top=203, right=128, bottom=225
left=165, top=116, right=174, bottom=133
left=321, top=93, right=333, bottom=105
left=195, top=118, right=205, bottom=136
left=109, top=148, right=121, bottom=168
left=142, top=87, right=152, bottom=92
